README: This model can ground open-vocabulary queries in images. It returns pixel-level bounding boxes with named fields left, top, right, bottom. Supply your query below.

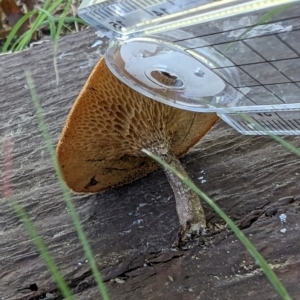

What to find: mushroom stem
left=148, top=144, right=206, bottom=240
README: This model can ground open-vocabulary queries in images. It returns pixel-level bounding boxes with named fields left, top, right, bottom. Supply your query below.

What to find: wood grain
left=1, top=28, right=300, bottom=300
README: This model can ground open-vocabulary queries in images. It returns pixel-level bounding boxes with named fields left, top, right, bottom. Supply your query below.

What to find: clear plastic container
left=78, top=0, right=300, bottom=134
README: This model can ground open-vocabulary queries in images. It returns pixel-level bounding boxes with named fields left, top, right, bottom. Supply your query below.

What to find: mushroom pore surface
left=56, top=57, right=219, bottom=193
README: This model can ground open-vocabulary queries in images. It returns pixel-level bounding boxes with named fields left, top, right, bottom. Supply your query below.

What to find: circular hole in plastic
left=150, top=70, right=184, bottom=88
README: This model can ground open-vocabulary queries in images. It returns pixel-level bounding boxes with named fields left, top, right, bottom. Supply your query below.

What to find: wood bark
left=1, top=28, right=300, bottom=300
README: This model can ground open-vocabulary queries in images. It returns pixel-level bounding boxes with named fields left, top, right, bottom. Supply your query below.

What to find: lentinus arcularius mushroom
left=56, top=57, right=219, bottom=242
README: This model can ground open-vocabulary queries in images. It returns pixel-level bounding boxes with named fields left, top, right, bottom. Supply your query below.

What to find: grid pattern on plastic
left=220, top=111, right=300, bottom=135
left=172, top=3, right=300, bottom=108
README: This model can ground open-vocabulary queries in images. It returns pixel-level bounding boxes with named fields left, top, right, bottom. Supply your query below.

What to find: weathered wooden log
left=1, top=28, right=300, bottom=300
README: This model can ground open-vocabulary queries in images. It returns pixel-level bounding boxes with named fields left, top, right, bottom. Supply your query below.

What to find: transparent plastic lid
left=105, top=37, right=237, bottom=112
left=78, top=0, right=300, bottom=113
left=78, top=0, right=300, bottom=135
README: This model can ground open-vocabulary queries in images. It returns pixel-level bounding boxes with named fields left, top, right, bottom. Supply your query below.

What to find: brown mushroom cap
left=56, top=57, right=219, bottom=193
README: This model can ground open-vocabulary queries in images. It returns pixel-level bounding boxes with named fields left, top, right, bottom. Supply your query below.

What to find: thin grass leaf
left=39, top=22, right=74, bottom=35
left=240, top=113, right=300, bottom=156
left=39, top=16, right=88, bottom=28
left=2, top=0, right=55, bottom=52
left=224, top=3, right=295, bottom=53
left=142, top=148, right=293, bottom=300
left=2, top=137, right=75, bottom=300
left=60, top=22, right=74, bottom=33
left=10, top=31, right=28, bottom=52
left=41, top=0, right=52, bottom=11
left=15, top=0, right=65, bottom=52
left=52, top=0, right=73, bottom=84
left=14, top=13, right=40, bottom=51
left=25, top=71, right=110, bottom=300
left=2, top=10, right=36, bottom=52
left=55, top=0, right=73, bottom=40
left=12, top=203, right=75, bottom=300
left=38, top=8, right=57, bottom=41
left=43, top=0, right=67, bottom=15
left=20, top=0, right=67, bottom=83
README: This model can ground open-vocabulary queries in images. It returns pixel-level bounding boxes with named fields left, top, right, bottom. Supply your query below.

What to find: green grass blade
left=2, top=11, right=37, bottom=52
left=38, top=8, right=57, bottom=41
left=142, top=148, right=293, bottom=300
left=39, top=17, right=82, bottom=37
left=12, top=203, right=75, bottom=299
left=10, top=31, right=28, bottom=52
left=40, top=16, right=89, bottom=26
left=25, top=71, right=110, bottom=300
left=15, top=0, right=65, bottom=52
left=41, top=0, right=53, bottom=11
left=54, top=0, right=73, bottom=40
left=52, top=0, right=73, bottom=85
left=240, top=113, right=300, bottom=156
left=224, top=3, right=295, bottom=53
left=2, top=138, right=74, bottom=300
